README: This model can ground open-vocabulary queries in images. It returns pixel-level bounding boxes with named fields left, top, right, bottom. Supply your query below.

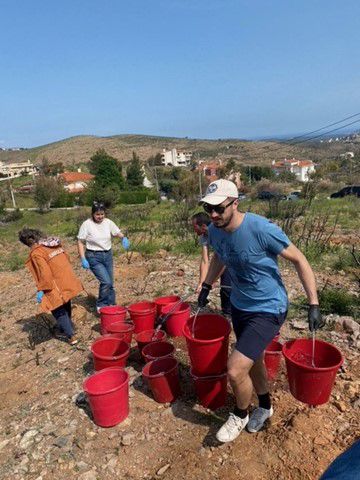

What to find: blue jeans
left=85, top=249, right=116, bottom=308
left=220, top=268, right=232, bottom=315
left=320, top=440, right=360, bottom=479
left=52, top=301, right=74, bottom=338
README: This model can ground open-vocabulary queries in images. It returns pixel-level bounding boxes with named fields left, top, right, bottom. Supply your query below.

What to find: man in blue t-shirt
left=197, top=179, right=324, bottom=443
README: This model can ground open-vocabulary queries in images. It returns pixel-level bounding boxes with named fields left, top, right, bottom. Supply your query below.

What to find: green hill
left=0, top=133, right=358, bottom=167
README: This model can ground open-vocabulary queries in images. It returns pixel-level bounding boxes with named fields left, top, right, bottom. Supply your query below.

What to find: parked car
left=238, top=192, right=247, bottom=200
left=258, top=191, right=286, bottom=201
left=286, top=191, right=302, bottom=201
left=330, top=186, right=360, bottom=198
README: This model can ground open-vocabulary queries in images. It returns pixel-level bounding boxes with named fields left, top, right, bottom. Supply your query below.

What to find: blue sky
left=0, top=0, right=359, bottom=147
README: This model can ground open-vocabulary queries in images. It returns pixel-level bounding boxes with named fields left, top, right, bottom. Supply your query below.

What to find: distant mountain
left=0, top=133, right=359, bottom=167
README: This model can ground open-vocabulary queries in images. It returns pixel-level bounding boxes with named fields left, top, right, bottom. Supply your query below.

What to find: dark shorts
left=231, top=304, right=287, bottom=362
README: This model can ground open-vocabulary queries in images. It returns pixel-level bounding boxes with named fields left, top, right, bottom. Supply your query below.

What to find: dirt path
left=0, top=251, right=359, bottom=480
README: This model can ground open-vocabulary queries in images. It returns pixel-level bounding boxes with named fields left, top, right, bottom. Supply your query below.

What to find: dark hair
left=191, top=212, right=211, bottom=226
left=18, top=228, right=44, bottom=247
left=91, top=201, right=105, bottom=215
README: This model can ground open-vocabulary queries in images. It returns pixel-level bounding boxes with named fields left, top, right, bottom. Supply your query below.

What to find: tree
left=89, top=149, right=124, bottom=189
left=126, top=151, right=144, bottom=188
left=34, top=176, right=62, bottom=211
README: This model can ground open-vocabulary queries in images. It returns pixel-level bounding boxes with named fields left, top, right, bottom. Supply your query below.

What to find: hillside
left=1, top=134, right=359, bottom=167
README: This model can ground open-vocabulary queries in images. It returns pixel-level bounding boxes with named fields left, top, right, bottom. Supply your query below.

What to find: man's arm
left=204, top=253, right=226, bottom=286
left=280, top=243, right=318, bottom=305
left=197, top=245, right=210, bottom=292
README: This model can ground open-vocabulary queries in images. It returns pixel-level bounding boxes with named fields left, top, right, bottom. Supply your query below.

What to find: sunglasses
left=203, top=199, right=236, bottom=214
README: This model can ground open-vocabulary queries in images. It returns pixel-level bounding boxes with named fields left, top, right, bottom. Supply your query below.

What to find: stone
left=334, top=400, right=347, bottom=412
left=291, top=320, right=308, bottom=330
left=157, top=464, right=170, bottom=475
left=20, top=430, right=39, bottom=449
left=53, top=436, right=70, bottom=448
left=76, top=461, right=89, bottom=471
left=121, top=433, right=135, bottom=446
left=79, top=471, right=97, bottom=480
left=342, top=318, right=360, bottom=335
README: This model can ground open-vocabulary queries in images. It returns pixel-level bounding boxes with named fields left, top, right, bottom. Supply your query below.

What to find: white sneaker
left=247, top=407, right=273, bottom=433
left=216, top=413, right=249, bottom=443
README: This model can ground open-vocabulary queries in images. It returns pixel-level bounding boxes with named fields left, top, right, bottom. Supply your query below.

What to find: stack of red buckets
left=183, top=313, right=231, bottom=410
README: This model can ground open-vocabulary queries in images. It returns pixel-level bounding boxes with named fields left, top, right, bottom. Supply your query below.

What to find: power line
left=287, top=118, right=360, bottom=145
left=285, top=112, right=360, bottom=144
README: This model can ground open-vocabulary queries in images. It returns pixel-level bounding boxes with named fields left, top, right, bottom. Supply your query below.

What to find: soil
left=0, top=248, right=359, bottom=480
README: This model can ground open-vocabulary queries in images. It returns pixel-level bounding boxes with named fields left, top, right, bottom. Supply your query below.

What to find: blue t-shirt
left=208, top=212, right=290, bottom=314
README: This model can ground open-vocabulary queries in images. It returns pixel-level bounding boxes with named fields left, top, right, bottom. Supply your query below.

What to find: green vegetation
left=294, top=287, right=360, bottom=319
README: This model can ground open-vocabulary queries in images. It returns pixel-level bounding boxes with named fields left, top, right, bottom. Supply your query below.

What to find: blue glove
left=81, top=258, right=90, bottom=269
left=122, top=237, right=130, bottom=250
left=36, top=291, right=44, bottom=303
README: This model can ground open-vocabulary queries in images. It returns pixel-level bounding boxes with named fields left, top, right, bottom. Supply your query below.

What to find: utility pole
left=197, top=153, right=202, bottom=197
left=248, top=166, right=252, bottom=185
left=8, top=179, right=17, bottom=208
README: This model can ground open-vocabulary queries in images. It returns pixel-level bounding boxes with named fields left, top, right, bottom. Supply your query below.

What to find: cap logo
left=207, top=183, right=218, bottom=194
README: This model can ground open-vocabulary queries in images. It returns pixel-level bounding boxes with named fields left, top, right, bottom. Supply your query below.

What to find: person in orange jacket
left=19, top=227, right=83, bottom=345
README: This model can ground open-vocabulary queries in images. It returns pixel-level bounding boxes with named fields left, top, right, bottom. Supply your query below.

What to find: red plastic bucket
left=83, top=367, right=129, bottom=427
left=99, top=305, right=127, bottom=334
left=191, top=369, right=228, bottom=410
left=106, top=321, right=135, bottom=344
left=154, top=295, right=181, bottom=317
left=282, top=338, right=344, bottom=406
left=135, top=329, right=167, bottom=358
left=91, top=337, right=130, bottom=371
left=162, top=302, right=191, bottom=337
left=264, top=340, right=283, bottom=380
left=183, top=314, right=231, bottom=375
left=128, top=301, right=156, bottom=334
left=142, top=341, right=175, bottom=363
left=142, top=357, right=180, bottom=403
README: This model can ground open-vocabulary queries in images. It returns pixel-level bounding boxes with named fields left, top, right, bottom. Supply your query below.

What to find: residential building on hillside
left=58, top=170, right=94, bottom=193
left=271, top=158, right=315, bottom=182
left=200, top=161, right=221, bottom=182
left=161, top=148, right=192, bottom=167
left=0, top=159, right=37, bottom=178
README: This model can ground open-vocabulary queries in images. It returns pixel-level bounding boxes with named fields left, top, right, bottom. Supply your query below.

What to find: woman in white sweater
left=77, top=202, right=130, bottom=311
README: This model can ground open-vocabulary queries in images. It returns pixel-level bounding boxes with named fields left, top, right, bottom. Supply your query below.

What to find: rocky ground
left=0, top=246, right=359, bottom=480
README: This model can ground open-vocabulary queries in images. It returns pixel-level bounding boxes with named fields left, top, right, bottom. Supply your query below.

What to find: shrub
left=295, top=288, right=360, bottom=318
left=118, top=190, right=159, bottom=204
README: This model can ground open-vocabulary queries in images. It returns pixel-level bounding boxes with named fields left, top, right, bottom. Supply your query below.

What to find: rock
left=72, top=304, right=88, bottom=323
left=121, top=433, right=135, bottom=446
left=0, top=439, right=10, bottom=451
left=79, top=471, right=97, bottom=480
left=53, top=436, right=70, bottom=448
left=342, top=318, right=360, bottom=335
left=291, top=320, right=308, bottom=330
left=20, top=429, right=39, bottom=449
left=76, top=461, right=89, bottom=471
left=157, top=464, right=170, bottom=475
left=57, top=356, right=69, bottom=364
left=334, top=400, right=347, bottom=412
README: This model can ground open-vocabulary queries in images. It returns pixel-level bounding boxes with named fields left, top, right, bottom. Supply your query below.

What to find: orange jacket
left=25, top=243, right=83, bottom=313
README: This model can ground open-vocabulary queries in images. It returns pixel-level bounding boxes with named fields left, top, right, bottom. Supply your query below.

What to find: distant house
left=199, top=161, right=222, bottom=183
left=161, top=148, right=192, bottom=167
left=0, top=159, right=37, bottom=178
left=58, top=170, right=94, bottom=193
left=271, top=158, right=315, bottom=182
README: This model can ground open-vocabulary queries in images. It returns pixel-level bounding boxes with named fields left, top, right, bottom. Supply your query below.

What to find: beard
left=213, top=211, right=234, bottom=229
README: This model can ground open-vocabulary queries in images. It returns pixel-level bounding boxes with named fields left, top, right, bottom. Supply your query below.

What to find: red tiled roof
left=59, top=172, right=94, bottom=183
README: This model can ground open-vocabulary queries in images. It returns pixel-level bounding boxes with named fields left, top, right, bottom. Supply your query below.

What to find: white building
left=142, top=166, right=154, bottom=188
left=0, top=159, right=37, bottom=178
left=161, top=148, right=192, bottom=167
left=271, top=158, right=315, bottom=182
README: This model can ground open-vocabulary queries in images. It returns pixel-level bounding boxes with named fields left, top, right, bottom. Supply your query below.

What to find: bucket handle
left=154, top=290, right=195, bottom=336
left=191, top=372, right=228, bottom=380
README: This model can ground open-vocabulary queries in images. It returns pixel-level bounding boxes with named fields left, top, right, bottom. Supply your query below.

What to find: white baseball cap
left=200, top=179, right=238, bottom=205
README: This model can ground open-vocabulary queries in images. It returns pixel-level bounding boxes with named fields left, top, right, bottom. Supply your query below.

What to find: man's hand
left=308, top=305, right=324, bottom=332
left=197, top=283, right=212, bottom=308
left=36, top=291, right=44, bottom=303
left=81, top=258, right=90, bottom=269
